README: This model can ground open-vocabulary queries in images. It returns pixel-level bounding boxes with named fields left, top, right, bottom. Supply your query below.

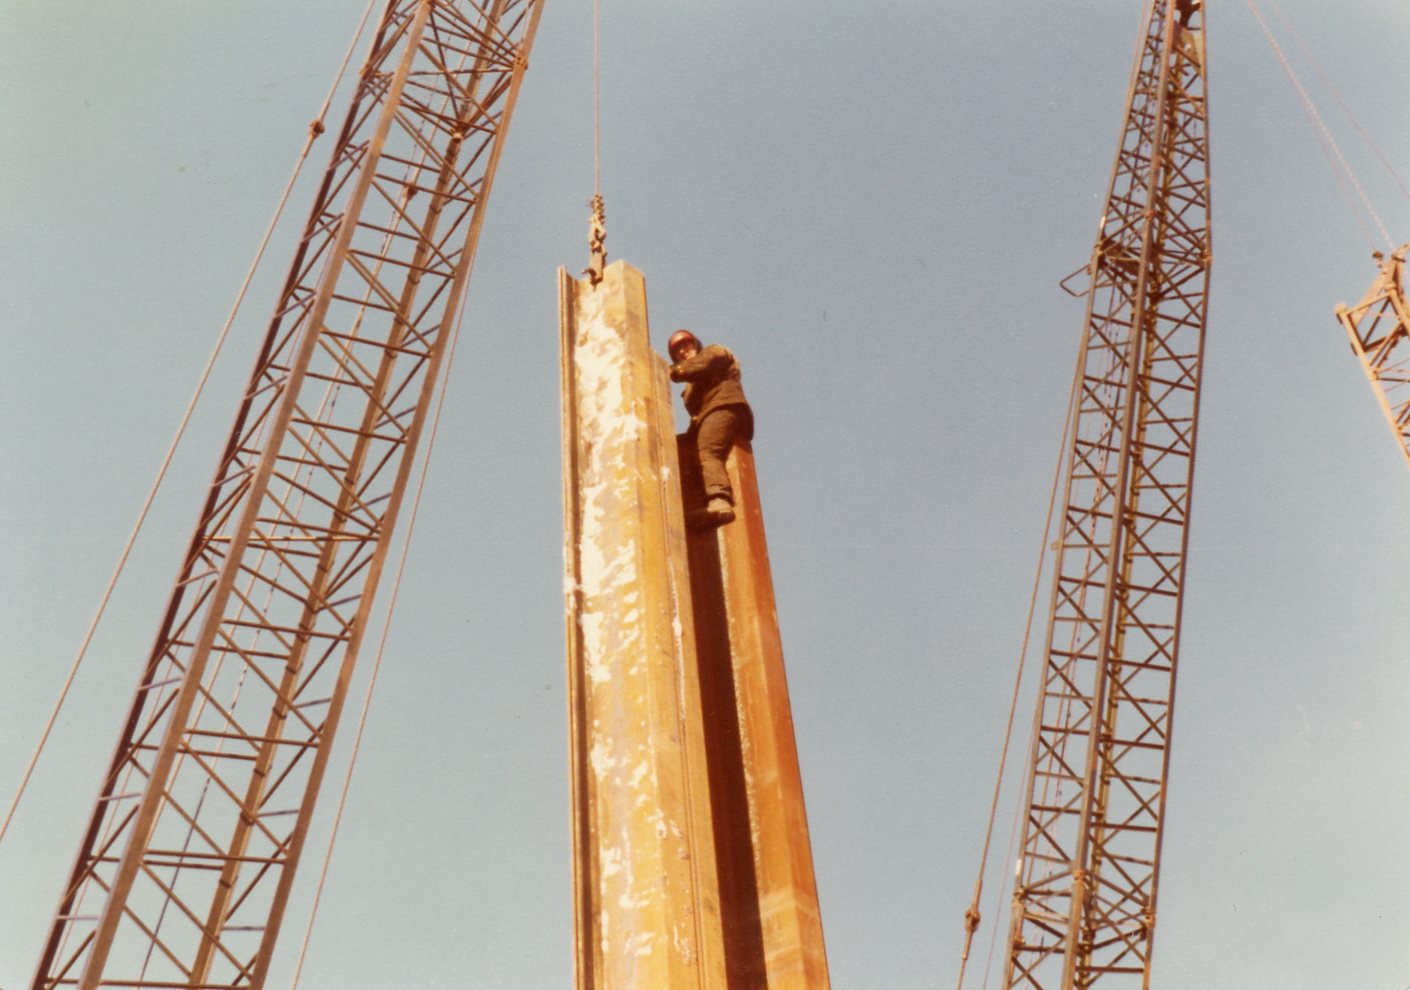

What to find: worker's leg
left=695, top=409, right=740, bottom=503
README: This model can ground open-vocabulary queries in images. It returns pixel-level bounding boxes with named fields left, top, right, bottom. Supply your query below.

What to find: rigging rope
left=1267, top=0, right=1410, bottom=205
left=287, top=317, right=461, bottom=990
left=286, top=8, right=523, bottom=972
left=979, top=777, right=1030, bottom=989
left=88, top=262, right=361, bottom=966
left=286, top=193, right=482, bottom=990
left=585, top=0, right=608, bottom=284
left=594, top=0, right=602, bottom=198
left=1246, top=0, right=1395, bottom=252
left=24, top=8, right=381, bottom=962
left=0, top=0, right=380, bottom=854
left=139, top=364, right=356, bottom=973
left=954, top=319, right=1086, bottom=989
left=22, top=7, right=383, bottom=964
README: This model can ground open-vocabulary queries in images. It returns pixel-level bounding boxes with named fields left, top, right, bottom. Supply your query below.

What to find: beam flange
left=561, top=260, right=727, bottom=990
left=681, top=440, right=832, bottom=988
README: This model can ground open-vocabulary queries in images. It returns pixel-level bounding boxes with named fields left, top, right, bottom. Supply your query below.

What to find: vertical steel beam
left=680, top=442, right=832, bottom=989
left=34, top=1, right=542, bottom=986
left=1336, top=245, right=1410, bottom=469
left=1004, top=2, right=1211, bottom=988
left=560, top=260, right=728, bottom=990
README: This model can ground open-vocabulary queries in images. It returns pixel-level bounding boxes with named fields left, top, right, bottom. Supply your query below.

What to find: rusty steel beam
left=680, top=440, right=831, bottom=989
left=560, top=260, right=728, bottom=990
left=33, top=2, right=543, bottom=986
left=1336, top=245, right=1410, bottom=469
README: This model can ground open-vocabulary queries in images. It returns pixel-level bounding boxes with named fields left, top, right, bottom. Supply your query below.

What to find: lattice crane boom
left=1336, top=245, right=1410, bottom=467
left=33, top=2, right=541, bottom=986
left=1004, top=1, right=1210, bottom=987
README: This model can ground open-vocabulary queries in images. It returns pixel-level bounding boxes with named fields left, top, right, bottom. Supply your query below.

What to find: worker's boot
left=688, top=496, right=735, bottom=529
left=706, top=496, right=735, bottom=525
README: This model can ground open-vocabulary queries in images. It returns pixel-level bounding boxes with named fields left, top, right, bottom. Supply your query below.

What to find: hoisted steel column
left=680, top=442, right=831, bottom=989
left=560, top=260, right=728, bottom=990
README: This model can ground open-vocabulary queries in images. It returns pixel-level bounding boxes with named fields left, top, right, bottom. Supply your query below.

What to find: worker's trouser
left=693, top=408, right=746, bottom=503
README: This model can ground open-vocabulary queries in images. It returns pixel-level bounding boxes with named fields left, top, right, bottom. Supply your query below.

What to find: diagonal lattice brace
left=1005, top=2, right=1211, bottom=988
left=33, top=2, right=543, bottom=988
left=1337, top=245, right=1410, bottom=468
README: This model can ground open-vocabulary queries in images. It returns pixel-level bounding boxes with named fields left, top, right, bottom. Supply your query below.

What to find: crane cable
left=284, top=21, right=513, bottom=978
left=1246, top=0, right=1395, bottom=253
left=585, top=0, right=608, bottom=284
left=595, top=0, right=602, bottom=198
left=0, top=0, right=381, bottom=852
left=1265, top=0, right=1410, bottom=206
left=286, top=230, right=476, bottom=990
left=954, top=331, right=1085, bottom=989
left=979, top=762, right=1033, bottom=988
left=960, top=11, right=1409, bottom=981
left=976, top=342, right=1128, bottom=988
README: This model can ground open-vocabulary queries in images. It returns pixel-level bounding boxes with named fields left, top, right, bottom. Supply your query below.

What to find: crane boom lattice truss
left=1005, top=2, right=1209, bottom=988
left=1336, top=245, right=1410, bottom=468
left=33, top=1, right=541, bottom=986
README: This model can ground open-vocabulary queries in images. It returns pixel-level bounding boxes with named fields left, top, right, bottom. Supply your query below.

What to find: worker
left=667, top=329, right=754, bottom=528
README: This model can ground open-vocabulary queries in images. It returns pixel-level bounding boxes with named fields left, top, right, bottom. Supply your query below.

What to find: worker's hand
left=670, top=345, right=731, bottom=382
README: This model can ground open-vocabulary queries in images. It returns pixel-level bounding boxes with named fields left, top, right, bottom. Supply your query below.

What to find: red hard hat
left=667, top=329, right=699, bottom=358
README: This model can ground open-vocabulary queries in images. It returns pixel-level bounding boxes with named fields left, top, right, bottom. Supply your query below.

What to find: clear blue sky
left=2, top=1, right=1409, bottom=987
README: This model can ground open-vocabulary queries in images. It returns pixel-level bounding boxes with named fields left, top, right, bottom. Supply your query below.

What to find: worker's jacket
left=669, top=344, right=754, bottom=440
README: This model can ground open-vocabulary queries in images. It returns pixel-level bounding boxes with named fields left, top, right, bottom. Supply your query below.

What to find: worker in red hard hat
left=666, top=329, right=754, bottom=528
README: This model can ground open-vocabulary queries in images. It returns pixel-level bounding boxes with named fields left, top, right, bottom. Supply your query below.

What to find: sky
left=2, top=1, right=1410, bottom=988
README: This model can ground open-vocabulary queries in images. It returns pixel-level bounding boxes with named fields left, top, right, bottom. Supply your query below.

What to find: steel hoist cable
left=0, top=0, right=383, bottom=853
left=289, top=6, right=552, bottom=975
left=1266, top=0, right=1410, bottom=206
left=1247, top=0, right=1396, bottom=252
left=585, top=0, right=608, bottom=284
left=954, top=330, right=1086, bottom=989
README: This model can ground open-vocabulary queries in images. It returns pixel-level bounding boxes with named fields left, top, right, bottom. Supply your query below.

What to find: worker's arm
left=670, top=344, right=733, bottom=383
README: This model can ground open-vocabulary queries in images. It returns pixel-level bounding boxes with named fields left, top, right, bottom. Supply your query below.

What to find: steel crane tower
left=1336, top=245, right=1410, bottom=467
left=1004, top=1, right=1210, bottom=987
left=32, top=1, right=542, bottom=986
